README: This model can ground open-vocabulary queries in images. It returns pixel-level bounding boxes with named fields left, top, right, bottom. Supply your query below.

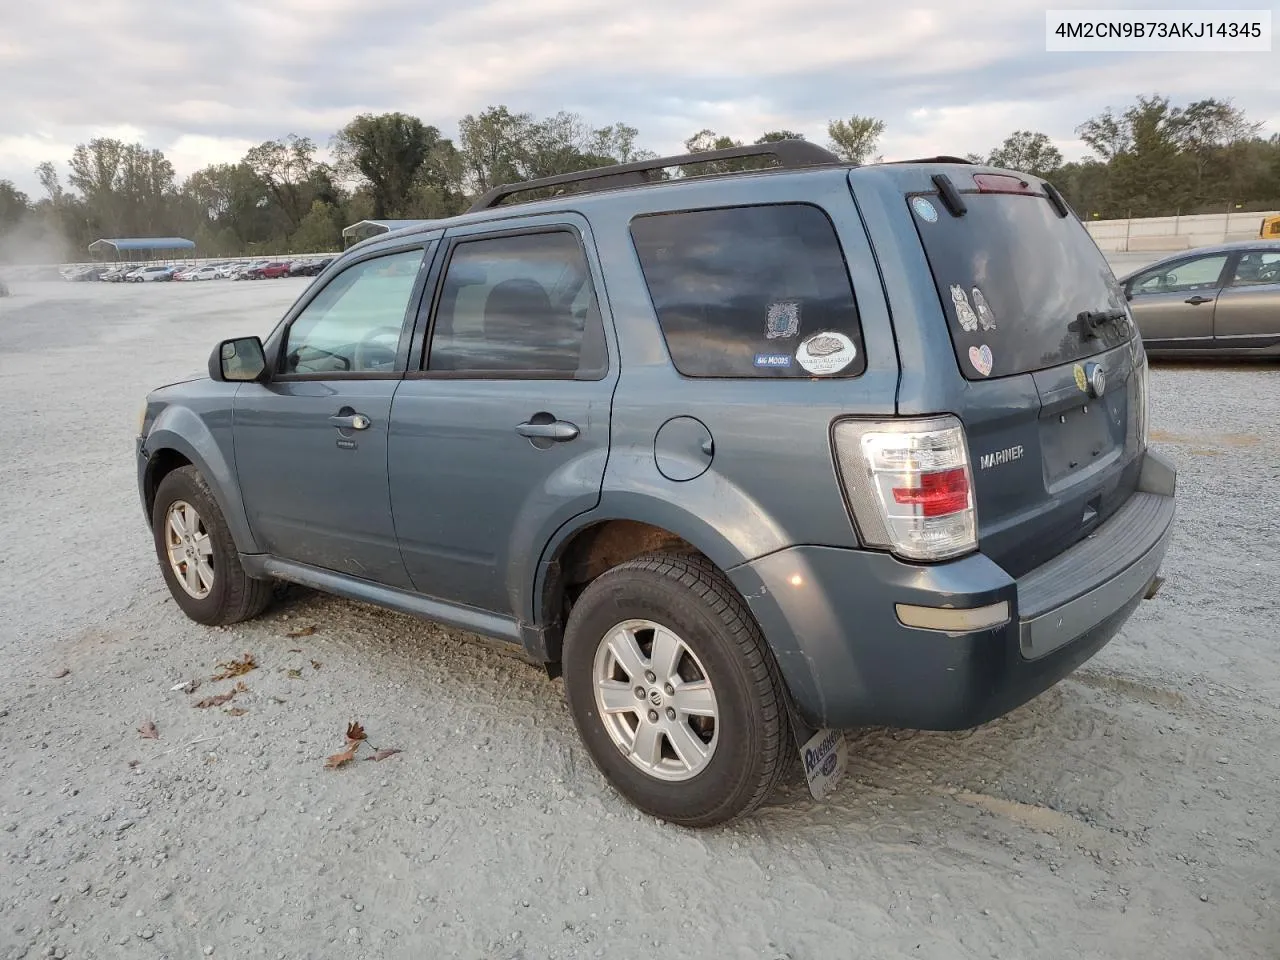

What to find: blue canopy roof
left=88, top=237, right=196, bottom=253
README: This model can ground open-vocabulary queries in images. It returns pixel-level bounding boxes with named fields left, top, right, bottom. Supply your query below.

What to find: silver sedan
left=1118, top=239, right=1280, bottom=358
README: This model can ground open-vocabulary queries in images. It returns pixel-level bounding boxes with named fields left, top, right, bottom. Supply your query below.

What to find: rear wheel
left=151, top=466, right=272, bottom=626
left=562, top=553, right=791, bottom=827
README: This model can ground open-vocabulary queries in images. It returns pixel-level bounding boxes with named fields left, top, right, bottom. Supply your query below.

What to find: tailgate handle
left=1184, top=295, right=1213, bottom=305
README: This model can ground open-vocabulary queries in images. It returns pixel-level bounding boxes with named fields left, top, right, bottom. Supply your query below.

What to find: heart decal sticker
left=968, top=343, right=993, bottom=377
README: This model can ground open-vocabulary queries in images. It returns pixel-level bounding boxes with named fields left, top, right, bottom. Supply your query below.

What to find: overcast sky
left=0, top=0, right=1275, bottom=196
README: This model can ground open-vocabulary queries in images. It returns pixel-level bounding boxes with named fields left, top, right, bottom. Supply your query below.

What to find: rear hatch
left=907, top=171, right=1148, bottom=577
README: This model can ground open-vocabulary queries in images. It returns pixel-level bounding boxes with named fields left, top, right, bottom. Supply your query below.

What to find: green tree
left=333, top=112, right=449, bottom=219
left=984, top=130, right=1064, bottom=179
left=0, top=180, right=29, bottom=232
left=244, top=135, right=326, bottom=230
left=826, top=116, right=884, bottom=164
left=289, top=200, right=343, bottom=252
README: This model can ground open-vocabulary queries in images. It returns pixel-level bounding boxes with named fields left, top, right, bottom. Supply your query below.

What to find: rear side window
left=630, top=204, right=866, bottom=378
left=427, top=230, right=607, bottom=378
left=910, top=190, right=1132, bottom=380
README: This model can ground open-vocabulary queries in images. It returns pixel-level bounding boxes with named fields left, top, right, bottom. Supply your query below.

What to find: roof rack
left=467, top=139, right=841, bottom=212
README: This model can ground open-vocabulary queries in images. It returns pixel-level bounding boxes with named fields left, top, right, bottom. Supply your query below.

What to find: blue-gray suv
left=136, top=141, right=1177, bottom=826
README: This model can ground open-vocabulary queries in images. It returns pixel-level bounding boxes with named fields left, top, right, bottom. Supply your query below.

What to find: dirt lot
left=0, top=278, right=1277, bottom=960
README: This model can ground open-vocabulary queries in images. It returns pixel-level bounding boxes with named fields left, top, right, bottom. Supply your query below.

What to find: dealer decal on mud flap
left=800, top=727, right=848, bottom=801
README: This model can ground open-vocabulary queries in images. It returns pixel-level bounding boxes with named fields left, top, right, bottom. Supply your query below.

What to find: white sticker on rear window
left=765, top=300, right=800, bottom=339
left=795, top=331, right=857, bottom=375
left=911, top=196, right=938, bottom=223
left=950, top=284, right=979, bottom=332
left=968, top=343, right=993, bottom=377
left=971, top=286, right=997, bottom=330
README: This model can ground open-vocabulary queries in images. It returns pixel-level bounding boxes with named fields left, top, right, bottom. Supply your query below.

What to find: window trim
left=408, top=223, right=610, bottom=382
left=627, top=200, right=867, bottom=381
left=1128, top=251, right=1233, bottom=298
left=269, top=242, right=434, bottom=383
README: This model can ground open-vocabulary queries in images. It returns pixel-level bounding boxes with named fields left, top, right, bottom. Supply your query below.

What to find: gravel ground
left=0, top=278, right=1277, bottom=960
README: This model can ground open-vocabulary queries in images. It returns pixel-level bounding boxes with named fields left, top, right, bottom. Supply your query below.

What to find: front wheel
left=562, top=553, right=792, bottom=827
left=151, top=465, right=273, bottom=626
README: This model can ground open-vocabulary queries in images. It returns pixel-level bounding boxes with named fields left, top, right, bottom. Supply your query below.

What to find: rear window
left=630, top=203, right=866, bottom=378
left=910, top=190, right=1132, bottom=379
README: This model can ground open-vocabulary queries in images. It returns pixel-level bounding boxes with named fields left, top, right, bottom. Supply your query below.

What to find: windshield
left=911, top=191, right=1132, bottom=379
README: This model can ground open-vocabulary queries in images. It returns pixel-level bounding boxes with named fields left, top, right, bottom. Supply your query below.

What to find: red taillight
left=892, top=468, right=970, bottom=517
left=973, top=173, right=1037, bottom=195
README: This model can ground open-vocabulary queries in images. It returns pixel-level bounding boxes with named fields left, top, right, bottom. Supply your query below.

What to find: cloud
left=0, top=0, right=1275, bottom=193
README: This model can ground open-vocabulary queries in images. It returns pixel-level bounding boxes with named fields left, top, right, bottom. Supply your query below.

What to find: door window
left=281, top=248, right=425, bottom=375
left=1131, top=255, right=1228, bottom=296
left=1227, top=251, right=1280, bottom=287
left=426, top=230, right=607, bottom=378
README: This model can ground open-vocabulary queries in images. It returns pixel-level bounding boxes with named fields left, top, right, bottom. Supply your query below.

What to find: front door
left=234, top=245, right=431, bottom=588
left=1127, top=252, right=1229, bottom=348
left=388, top=220, right=616, bottom=617
left=1213, top=249, right=1280, bottom=342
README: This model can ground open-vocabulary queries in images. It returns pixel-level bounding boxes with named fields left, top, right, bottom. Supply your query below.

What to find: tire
left=562, top=553, right=792, bottom=827
left=151, top=465, right=273, bottom=626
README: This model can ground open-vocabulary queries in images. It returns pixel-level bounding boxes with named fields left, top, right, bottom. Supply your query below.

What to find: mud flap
left=784, top=693, right=848, bottom=802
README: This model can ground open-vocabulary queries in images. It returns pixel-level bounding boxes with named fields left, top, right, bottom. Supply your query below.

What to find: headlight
left=137, top=403, right=148, bottom=437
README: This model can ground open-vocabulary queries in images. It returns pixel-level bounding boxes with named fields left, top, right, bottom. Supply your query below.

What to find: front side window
left=281, top=248, right=425, bottom=375
left=1228, top=251, right=1280, bottom=287
left=1131, top=255, right=1228, bottom=296
left=630, top=204, right=866, bottom=378
left=427, top=230, right=605, bottom=377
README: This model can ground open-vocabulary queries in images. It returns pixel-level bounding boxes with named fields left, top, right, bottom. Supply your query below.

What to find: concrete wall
left=1084, top=211, right=1277, bottom=253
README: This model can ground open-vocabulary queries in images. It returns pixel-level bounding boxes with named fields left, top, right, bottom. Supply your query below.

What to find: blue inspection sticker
left=754, top=353, right=793, bottom=368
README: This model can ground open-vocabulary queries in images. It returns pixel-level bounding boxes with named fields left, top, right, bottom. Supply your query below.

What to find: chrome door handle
left=515, top=420, right=579, bottom=442
left=1184, top=295, right=1213, bottom=305
left=330, top=413, right=371, bottom=430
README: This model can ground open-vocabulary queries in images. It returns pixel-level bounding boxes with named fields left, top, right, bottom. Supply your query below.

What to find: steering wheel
left=353, top=326, right=403, bottom=370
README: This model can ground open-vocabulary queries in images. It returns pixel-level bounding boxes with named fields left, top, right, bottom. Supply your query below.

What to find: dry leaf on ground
left=225, top=707, right=248, bottom=717
left=286, top=626, right=317, bottom=639
left=325, top=745, right=358, bottom=770
left=285, top=668, right=302, bottom=679
left=346, top=721, right=367, bottom=743
left=193, top=684, right=245, bottom=709
left=211, top=653, right=257, bottom=681
left=369, top=748, right=402, bottom=762
left=170, top=679, right=200, bottom=694
left=138, top=720, right=159, bottom=739
left=287, top=648, right=302, bottom=654
left=310, top=660, right=322, bottom=670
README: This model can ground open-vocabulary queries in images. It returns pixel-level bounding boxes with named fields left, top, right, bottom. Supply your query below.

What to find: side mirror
left=209, top=336, right=268, bottom=382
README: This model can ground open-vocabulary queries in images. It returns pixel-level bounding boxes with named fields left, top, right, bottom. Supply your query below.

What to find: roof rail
left=467, top=139, right=841, bottom=212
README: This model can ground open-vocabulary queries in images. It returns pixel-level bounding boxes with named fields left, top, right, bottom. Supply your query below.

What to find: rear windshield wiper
left=1074, top=308, right=1128, bottom=340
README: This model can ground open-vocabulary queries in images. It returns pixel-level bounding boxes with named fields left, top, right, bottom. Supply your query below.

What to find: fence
left=1084, top=210, right=1278, bottom=253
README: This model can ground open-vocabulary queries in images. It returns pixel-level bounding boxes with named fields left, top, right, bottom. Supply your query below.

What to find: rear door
left=388, top=216, right=616, bottom=617
left=1124, top=252, right=1230, bottom=349
left=903, top=172, right=1148, bottom=577
left=1213, top=249, right=1280, bottom=343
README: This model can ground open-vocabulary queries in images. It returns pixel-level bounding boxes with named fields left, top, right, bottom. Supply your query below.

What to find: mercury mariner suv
left=136, top=141, right=1176, bottom=827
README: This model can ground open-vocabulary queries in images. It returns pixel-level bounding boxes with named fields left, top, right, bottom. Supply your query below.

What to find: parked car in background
left=136, top=143, right=1176, bottom=827
left=260, top=261, right=293, bottom=279
left=218, top=262, right=248, bottom=279
left=128, top=265, right=177, bottom=283
left=1119, top=240, right=1280, bottom=358
left=182, top=265, right=222, bottom=281
left=234, top=261, right=270, bottom=280
left=63, top=265, right=105, bottom=282
left=101, top=265, right=133, bottom=282
left=289, top=257, right=333, bottom=277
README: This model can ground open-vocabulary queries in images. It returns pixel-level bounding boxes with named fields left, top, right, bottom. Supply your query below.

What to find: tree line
left=0, top=94, right=1276, bottom=263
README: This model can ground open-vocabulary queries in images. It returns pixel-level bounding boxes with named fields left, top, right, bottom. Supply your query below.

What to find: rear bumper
left=729, top=450, right=1176, bottom=731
